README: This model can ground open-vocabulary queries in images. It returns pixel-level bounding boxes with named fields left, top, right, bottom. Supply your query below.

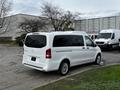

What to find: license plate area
left=31, top=57, right=36, bottom=61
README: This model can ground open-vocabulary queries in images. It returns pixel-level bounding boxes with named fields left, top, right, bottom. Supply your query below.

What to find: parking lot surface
left=0, top=44, right=120, bottom=90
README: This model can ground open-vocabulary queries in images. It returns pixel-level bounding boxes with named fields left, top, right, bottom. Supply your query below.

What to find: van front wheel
left=59, top=62, right=69, bottom=75
left=95, top=54, right=101, bottom=65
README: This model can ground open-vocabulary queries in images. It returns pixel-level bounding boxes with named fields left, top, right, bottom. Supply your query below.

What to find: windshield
left=97, top=33, right=112, bottom=39
left=25, top=35, right=46, bottom=48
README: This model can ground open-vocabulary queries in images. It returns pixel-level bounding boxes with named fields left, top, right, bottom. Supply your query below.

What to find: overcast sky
left=10, top=0, right=120, bottom=16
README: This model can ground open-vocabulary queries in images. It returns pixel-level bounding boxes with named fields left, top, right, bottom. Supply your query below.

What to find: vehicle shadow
left=102, top=48, right=120, bottom=54
left=24, top=62, right=104, bottom=77
left=69, top=62, right=105, bottom=75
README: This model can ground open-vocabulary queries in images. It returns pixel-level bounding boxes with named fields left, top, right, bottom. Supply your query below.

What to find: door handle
left=87, top=47, right=89, bottom=49
left=82, top=47, right=85, bottom=49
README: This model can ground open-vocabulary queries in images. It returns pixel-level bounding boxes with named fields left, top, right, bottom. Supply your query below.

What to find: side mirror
left=119, top=39, right=120, bottom=42
left=94, top=44, right=97, bottom=47
left=111, top=33, right=115, bottom=39
left=92, top=43, right=97, bottom=47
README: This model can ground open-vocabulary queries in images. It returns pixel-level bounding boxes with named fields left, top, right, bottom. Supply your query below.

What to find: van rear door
left=23, top=34, right=47, bottom=67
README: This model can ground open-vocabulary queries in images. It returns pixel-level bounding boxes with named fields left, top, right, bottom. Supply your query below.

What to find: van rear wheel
left=59, top=62, right=69, bottom=75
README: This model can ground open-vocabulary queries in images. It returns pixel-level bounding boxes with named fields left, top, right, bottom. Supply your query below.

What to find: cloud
left=10, top=0, right=120, bottom=16
left=11, top=0, right=42, bottom=15
left=53, top=0, right=120, bottom=13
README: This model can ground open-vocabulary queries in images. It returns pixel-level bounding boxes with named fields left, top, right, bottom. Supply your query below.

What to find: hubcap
left=61, top=63, right=68, bottom=74
left=97, top=56, right=101, bottom=64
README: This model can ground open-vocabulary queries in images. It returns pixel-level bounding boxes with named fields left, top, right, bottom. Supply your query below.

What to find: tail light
left=46, top=48, right=52, bottom=59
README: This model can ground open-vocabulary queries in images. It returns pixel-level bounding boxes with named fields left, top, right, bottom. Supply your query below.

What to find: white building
left=75, top=12, right=120, bottom=33
left=0, top=14, right=44, bottom=40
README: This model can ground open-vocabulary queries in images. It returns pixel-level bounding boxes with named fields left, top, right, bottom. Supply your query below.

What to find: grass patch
left=34, top=65, right=120, bottom=90
left=0, top=40, right=18, bottom=46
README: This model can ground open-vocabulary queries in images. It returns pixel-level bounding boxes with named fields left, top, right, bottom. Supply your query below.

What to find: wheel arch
left=97, top=52, right=101, bottom=56
left=95, top=52, right=102, bottom=60
left=59, top=58, right=70, bottom=69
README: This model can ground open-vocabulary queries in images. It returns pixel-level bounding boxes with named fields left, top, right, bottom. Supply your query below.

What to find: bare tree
left=19, top=18, right=47, bottom=33
left=19, top=2, right=78, bottom=33
left=0, top=0, right=12, bottom=34
left=41, top=2, right=78, bottom=31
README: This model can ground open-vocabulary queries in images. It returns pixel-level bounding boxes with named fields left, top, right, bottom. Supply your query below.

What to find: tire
left=95, top=54, right=101, bottom=65
left=59, top=61, right=69, bottom=75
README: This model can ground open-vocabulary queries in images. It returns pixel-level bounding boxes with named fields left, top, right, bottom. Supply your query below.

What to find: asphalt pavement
left=0, top=44, right=120, bottom=90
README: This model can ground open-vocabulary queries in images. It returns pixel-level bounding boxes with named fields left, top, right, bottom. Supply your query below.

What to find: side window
left=85, top=36, right=94, bottom=47
left=95, top=35, right=98, bottom=39
left=53, top=36, right=66, bottom=47
left=72, top=35, right=84, bottom=46
left=53, top=35, right=84, bottom=47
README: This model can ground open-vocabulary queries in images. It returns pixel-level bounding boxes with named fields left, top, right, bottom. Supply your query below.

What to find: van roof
left=100, top=29, right=120, bottom=33
left=27, top=31, right=88, bottom=36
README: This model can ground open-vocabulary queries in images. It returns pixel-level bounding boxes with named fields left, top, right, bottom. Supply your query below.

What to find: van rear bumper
left=23, top=62, right=59, bottom=72
left=23, top=63, right=45, bottom=71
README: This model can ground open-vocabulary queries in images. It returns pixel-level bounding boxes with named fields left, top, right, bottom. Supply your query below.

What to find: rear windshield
left=25, top=35, right=46, bottom=48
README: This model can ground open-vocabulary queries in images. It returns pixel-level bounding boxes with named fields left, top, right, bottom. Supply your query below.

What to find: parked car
left=88, top=33, right=98, bottom=41
left=95, top=29, right=120, bottom=49
left=23, top=31, right=102, bottom=75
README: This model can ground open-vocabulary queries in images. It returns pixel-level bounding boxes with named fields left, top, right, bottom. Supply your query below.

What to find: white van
left=23, top=31, right=101, bottom=75
left=95, top=29, right=120, bottom=49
